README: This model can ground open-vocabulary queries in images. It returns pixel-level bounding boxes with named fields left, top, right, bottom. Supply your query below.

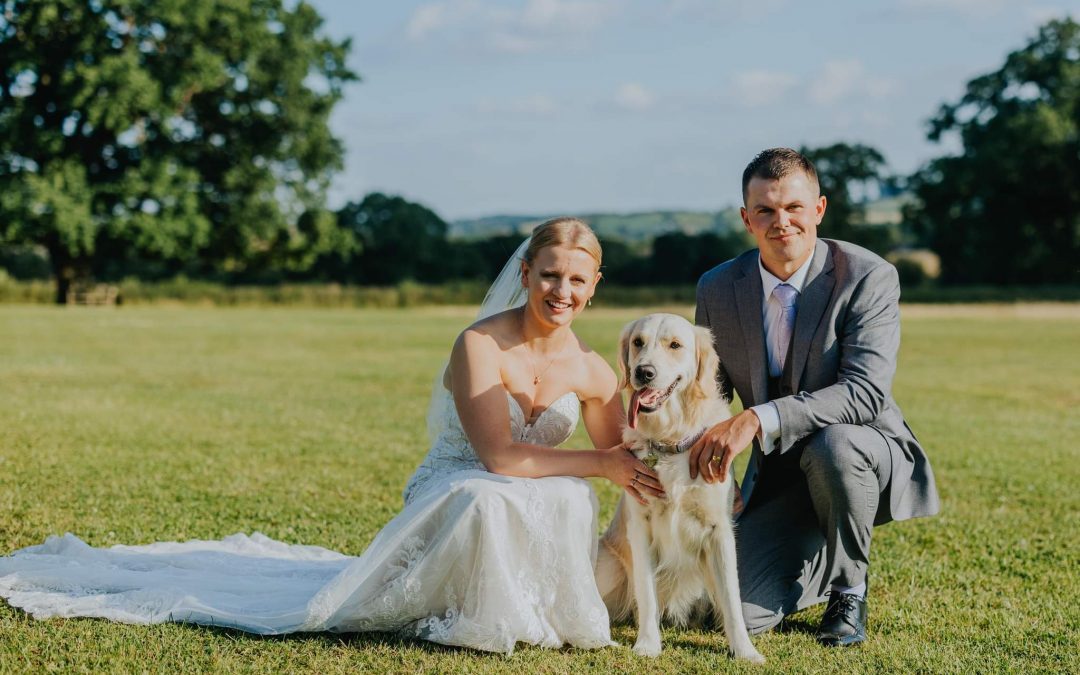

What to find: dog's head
left=618, top=313, right=720, bottom=433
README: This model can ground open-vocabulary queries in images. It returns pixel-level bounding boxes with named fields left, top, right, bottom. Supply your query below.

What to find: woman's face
left=521, top=245, right=601, bottom=327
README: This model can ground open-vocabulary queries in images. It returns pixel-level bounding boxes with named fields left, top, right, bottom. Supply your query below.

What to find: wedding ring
left=710, top=455, right=723, bottom=464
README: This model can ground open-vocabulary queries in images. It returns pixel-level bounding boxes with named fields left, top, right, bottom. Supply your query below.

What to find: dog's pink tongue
left=628, top=389, right=641, bottom=429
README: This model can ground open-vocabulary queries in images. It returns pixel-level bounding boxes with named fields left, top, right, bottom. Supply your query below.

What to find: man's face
left=740, top=172, right=826, bottom=278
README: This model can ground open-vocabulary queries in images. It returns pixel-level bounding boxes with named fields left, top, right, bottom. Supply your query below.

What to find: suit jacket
left=695, top=238, right=940, bottom=524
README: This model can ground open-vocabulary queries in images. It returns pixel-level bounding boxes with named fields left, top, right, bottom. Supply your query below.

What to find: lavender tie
left=770, top=283, right=798, bottom=376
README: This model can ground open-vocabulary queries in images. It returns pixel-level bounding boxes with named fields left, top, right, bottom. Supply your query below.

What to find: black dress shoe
left=817, top=591, right=867, bottom=647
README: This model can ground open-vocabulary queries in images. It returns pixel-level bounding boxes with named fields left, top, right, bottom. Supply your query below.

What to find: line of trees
left=0, top=4, right=1076, bottom=302
left=307, top=192, right=755, bottom=287
left=907, top=18, right=1079, bottom=285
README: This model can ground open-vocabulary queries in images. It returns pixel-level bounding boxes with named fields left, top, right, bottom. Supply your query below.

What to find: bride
left=0, top=217, right=664, bottom=654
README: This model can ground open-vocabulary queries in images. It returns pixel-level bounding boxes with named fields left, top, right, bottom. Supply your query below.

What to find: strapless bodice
left=402, top=390, right=580, bottom=503
left=505, top=391, right=580, bottom=446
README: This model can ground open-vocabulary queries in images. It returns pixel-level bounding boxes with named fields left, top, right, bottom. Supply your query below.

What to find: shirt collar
left=758, top=249, right=815, bottom=299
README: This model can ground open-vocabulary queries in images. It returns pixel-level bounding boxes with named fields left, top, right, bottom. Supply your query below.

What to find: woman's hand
left=603, top=445, right=665, bottom=505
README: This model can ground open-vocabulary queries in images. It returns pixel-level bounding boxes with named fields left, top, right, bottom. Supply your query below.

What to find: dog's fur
left=595, top=313, right=763, bottom=662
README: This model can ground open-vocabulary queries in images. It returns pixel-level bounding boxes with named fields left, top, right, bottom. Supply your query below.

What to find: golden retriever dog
left=595, top=313, right=763, bottom=662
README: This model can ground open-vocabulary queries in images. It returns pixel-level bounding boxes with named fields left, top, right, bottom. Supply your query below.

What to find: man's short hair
left=741, top=148, right=820, bottom=204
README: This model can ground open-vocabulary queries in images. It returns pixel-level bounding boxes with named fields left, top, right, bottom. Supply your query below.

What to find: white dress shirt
left=750, top=252, right=815, bottom=454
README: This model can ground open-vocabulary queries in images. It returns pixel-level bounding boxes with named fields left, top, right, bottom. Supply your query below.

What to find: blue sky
left=308, top=0, right=1078, bottom=220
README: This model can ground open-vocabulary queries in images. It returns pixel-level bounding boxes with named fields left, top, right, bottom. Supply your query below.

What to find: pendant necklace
left=523, top=317, right=571, bottom=386
left=529, top=349, right=558, bottom=385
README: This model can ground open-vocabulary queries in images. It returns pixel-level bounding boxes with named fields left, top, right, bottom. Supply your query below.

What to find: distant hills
left=450, top=198, right=906, bottom=243
left=449, top=208, right=745, bottom=243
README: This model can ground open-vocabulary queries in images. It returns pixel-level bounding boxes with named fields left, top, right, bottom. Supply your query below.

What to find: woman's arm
left=579, top=351, right=663, bottom=504
left=448, top=328, right=662, bottom=502
left=579, top=352, right=625, bottom=450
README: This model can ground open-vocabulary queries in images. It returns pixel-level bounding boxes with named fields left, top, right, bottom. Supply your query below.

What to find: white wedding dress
left=0, top=389, right=614, bottom=654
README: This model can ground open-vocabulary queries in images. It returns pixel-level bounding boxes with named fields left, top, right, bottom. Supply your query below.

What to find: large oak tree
left=0, top=0, right=356, bottom=301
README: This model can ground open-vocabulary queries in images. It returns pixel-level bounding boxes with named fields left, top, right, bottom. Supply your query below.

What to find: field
left=0, top=304, right=1077, bottom=673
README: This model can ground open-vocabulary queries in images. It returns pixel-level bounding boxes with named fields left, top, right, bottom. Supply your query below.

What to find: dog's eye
left=669, top=341, right=682, bottom=350
left=632, top=337, right=644, bottom=348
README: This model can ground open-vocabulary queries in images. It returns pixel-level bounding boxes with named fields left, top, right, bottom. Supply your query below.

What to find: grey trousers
left=735, top=424, right=894, bottom=634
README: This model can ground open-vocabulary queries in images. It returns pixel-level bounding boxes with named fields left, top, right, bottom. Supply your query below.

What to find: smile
left=546, top=299, right=572, bottom=310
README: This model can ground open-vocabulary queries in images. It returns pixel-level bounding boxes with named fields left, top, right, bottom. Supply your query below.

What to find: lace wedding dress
left=0, top=389, right=613, bottom=654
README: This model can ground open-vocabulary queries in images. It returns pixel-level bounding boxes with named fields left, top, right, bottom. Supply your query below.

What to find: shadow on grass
left=169, top=621, right=509, bottom=658
left=773, top=613, right=820, bottom=636
left=180, top=619, right=766, bottom=660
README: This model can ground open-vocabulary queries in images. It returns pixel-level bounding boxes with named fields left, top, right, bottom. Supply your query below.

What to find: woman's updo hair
left=523, top=217, right=602, bottom=268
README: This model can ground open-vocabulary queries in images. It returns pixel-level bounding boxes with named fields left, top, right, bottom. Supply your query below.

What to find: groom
left=689, top=147, right=939, bottom=646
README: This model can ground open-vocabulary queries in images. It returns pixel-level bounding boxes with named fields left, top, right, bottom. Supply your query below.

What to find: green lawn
left=0, top=304, right=1077, bottom=673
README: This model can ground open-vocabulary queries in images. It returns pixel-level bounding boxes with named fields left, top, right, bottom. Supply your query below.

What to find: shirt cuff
left=750, top=402, right=781, bottom=455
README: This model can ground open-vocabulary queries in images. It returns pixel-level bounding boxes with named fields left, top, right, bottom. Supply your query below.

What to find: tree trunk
left=54, top=272, right=71, bottom=305
left=46, top=243, right=75, bottom=305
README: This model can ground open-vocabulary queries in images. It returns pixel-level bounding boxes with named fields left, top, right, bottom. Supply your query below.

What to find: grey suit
left=695, top=238, right=939, bottom=632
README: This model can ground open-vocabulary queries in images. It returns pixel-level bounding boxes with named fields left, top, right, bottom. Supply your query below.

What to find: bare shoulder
left=572, top=335, right=618, bottom=403
left=449, top=311, right=520, bottom=391
left=456, top=309, right=519, bottom=353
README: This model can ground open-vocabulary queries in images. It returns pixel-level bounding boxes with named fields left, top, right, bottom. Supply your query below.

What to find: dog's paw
left=632, top=638, right=662, bottom=657
left=733, top=648, right=765, bottom=664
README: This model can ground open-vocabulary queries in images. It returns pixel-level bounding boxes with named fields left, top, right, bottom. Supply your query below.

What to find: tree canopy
left=337, top=193, right=451, bottom=285
left=0, top=0, right=356, bottom=301
left=800, top=142, right=898, bottom=255
left=908, top=17, right=1079, bottom=284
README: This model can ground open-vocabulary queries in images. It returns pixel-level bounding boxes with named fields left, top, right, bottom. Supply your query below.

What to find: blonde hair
left=524, top=217, right=602, bottom=267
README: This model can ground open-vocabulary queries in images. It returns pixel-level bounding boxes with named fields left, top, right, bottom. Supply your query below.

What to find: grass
left=0, top=303, right=1077, bottom=673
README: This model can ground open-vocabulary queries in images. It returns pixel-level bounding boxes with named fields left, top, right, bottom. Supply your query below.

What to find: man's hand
left=688, top=410, right=761, bottom=483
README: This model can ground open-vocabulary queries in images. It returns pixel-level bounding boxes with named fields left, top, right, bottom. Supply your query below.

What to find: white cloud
left=732, top=70, right=797, bottom=107
left=406, top=3, right=449, bottom=41
left=811, top=60, right=863, bottom=105
left=404, top=0, right=616, bottom=53
left=810, top=60, right=897, bottom=105
left=614, top=82, right=655, bottom=111
left=729, top=62, right=896, bottom=109
left=520, top=0, right=611, bottom=31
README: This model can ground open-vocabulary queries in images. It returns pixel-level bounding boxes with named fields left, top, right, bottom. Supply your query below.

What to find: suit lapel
left=733, top=253, right=768, bottom=407
left=787, top=240, right=834, bottom=391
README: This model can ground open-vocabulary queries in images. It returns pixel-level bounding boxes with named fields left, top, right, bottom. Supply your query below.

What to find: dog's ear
left=617, top=321, right=634, bottom=390
left=692, top=325, right=720, bottom=400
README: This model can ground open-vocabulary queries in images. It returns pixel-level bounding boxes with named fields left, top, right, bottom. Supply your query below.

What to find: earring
left=587, top=298, right=592, bottom=307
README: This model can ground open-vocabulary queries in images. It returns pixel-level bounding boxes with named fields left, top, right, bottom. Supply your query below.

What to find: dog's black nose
left=635, top=365, right=656, bottom=383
